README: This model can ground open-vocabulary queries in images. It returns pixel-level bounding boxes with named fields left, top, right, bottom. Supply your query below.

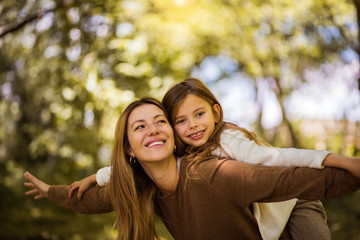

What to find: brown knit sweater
left=49, top=158, right=360, bottom=240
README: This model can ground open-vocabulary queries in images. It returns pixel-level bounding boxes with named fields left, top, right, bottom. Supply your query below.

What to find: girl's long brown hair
left=106, top=98, right=166, bottom=240
left=162, top=78, right=270, bottom=171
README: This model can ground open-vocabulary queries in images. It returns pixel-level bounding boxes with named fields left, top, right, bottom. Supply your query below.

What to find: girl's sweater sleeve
left=96, top=166, right=111, bottom=186
left=213, top=129, right=330, bottom=168
left=48, top=185, right=113, bottom=214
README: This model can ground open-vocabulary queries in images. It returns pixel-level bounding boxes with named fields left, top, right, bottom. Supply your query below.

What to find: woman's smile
left=126, top=104, right=175, bottom=165
left=145, top=139, right=166, bottom=148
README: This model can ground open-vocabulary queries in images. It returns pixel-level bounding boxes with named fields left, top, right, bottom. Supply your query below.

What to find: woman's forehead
left=128, top=104, right=165, bottom=123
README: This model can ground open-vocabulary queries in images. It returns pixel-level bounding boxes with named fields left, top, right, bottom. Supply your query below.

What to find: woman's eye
left=134, top=125, right=145, bottom=131
left=157, top=119, right=167, bottom=124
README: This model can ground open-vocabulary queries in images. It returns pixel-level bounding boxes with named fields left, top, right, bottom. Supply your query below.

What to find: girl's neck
left=141, top=155, right=179, bottom=195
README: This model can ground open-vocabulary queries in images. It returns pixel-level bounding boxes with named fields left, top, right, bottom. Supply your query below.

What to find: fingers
left=78, top=189, right=84, bottom=200
left=24, top=171, right=50, bottom=199
left=69, top=182, right=79, bottom=199
left=24, top=171, right=34, bottom=182
left=34, top=195, right=45, bottom=200
left=24, top=182, right=34, bottom=188
left=69, top=186, right=75, bottom=199
left=24, top=171, right=40, bottom=186
left=25, top=189, right=38, bottom=195
left=69, top=181, right=78, bottom=188
left=24, top=173, right=38, bottom=196
left=25, top=189, right=44, bottom=200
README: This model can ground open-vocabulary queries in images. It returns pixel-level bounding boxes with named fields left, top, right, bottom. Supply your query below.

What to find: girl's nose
left=188, top=119, right=199, bottom=129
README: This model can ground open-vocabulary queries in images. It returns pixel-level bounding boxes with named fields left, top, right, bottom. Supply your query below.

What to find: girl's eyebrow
left=175, top=107, right=205, bottom=120
left=130, top=114, right=166, bottom=128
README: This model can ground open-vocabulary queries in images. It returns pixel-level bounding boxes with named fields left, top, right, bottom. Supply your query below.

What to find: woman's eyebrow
left=130, top=119, right=145, bottom=128
left=154, top=114, right=166, bottom=119
left=130, top=114, right=165, bottom=128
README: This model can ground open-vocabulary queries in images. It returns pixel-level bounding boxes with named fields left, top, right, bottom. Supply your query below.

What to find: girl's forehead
left=176, top=94, right=210, bottom=112
left=184, top=94, right=208, bottom=104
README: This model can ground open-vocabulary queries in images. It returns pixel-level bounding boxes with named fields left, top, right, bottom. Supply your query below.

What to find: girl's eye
left=175, top=119, right=185, bottom=125
left=196, top=112, right=205, bottom=117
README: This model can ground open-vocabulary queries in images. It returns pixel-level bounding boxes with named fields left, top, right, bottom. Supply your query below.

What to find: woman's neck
left=141, top=155, right=179, bottom=195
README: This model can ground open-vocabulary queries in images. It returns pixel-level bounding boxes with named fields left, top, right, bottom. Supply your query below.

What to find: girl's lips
left=188, top=130, right=204, bottom=140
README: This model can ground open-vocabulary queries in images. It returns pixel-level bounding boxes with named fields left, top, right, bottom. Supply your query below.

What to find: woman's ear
left=127, top=147, right=135, bottom=158
left=213, top=104, right=221, bottom=122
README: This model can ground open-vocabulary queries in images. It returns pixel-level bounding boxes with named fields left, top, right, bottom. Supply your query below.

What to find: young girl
left=69, top=78, right=360, bottom=240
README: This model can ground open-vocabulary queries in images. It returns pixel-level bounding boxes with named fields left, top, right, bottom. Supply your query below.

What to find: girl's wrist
left=88, top=174, right=96, bottom=184
left=323, top=154, right=352, bottom=171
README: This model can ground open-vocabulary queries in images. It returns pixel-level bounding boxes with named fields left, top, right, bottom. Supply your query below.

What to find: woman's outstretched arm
left=24, top=171, right=113, bottom=214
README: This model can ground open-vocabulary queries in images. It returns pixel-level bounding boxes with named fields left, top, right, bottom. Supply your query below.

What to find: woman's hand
left=24, top=171, right=50, bottom=200
left=69, top=174, right=97, bottom=199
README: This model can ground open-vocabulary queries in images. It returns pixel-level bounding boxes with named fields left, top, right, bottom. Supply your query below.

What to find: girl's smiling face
left=173, top=94, right=220, bottom=147
left=127, top=104, right=175, bottom=166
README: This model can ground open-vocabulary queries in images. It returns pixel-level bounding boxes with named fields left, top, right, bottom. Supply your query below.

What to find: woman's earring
left=129, top=157, right=136, bottom=166
left=173, top=145, right=177, bottom=153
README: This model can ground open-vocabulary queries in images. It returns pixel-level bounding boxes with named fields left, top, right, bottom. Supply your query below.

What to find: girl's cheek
left=174, top=127, right=184, bottom=137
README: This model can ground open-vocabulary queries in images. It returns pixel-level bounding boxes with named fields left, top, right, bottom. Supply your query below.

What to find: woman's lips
left=146, top=140, right=165, bottom=147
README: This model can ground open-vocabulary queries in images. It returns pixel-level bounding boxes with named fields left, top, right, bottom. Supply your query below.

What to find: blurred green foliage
left=0, top=0, right=359, bottom=239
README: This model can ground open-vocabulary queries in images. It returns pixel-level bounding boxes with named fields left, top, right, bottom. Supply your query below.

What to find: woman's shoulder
left=179, top=157, right=226, bottom=177
left=189, top=159, right=264, bottom=190
left=187, top=158, right=247, bottom=180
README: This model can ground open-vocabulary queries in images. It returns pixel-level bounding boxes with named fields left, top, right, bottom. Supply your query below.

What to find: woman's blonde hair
left=106, top=98, right=166, bottom=240
left=162, top=78, right=270, bottom=167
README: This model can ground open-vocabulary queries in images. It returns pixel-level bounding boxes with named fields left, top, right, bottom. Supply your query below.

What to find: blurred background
left=1, top=0, right=360, bottom=239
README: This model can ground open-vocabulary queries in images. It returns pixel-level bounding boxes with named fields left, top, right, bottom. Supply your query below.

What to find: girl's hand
left=323, top=154, right=360, bottom=179
left=24, top=171, right=50, bottom=200
left=346, top=157, right=360, bottom=179
left=69, top=174, right=97, bottom=199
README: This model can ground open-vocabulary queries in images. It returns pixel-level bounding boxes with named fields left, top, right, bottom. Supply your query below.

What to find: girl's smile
left=188, top=130, right=205, bottom=140
left=174, top=94, right=220, bottom=147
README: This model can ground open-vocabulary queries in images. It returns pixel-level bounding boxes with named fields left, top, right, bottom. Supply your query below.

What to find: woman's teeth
left=148, top=141, right=164, bottom=147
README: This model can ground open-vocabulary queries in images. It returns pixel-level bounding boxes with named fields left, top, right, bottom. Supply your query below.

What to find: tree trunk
left=353, top=0, right=360, bottom=90
left=273, top=76, right=299, bottom=148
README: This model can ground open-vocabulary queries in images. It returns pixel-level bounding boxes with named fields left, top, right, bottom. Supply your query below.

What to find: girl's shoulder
left=221, top=122, right=270, bottom=147
left=221, top=125, right=247, bottom=139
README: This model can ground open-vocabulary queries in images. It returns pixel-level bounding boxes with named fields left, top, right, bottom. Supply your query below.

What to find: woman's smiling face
left=126, top=103, right=175, bottom=165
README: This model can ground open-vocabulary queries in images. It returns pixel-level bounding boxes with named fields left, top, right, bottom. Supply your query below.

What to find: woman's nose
left=148, top=124, right=159, bottom=135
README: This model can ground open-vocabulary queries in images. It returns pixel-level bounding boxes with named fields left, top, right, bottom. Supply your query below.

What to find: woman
left=25, top=97, right=360, bottom=240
